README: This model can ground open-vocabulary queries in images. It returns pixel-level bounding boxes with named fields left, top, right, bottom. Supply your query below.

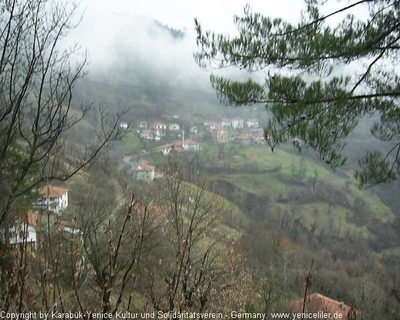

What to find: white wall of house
left=220, top=120, right=231, bottom=127
left=9, top=225, right=37, bottom=246
left=246, top=120, right=259, bottom=128
left=169, top=124, right=180, bottom=130
left=36, top=191, right=68, bottom=214
left=232, top=119, right=244, bottom=129
left=183, top=143, right=200, bottom=151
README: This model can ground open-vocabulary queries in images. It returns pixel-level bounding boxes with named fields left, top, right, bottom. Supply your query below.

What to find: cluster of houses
left=136, top=121, right=180, bottom=141
left=211, top=117, right=260, bottom=129
left=134, top=117, right=264, bottom=145
left=204, top=118, right=266, bottom=145
left=3, top=185, right=74, bottom=250
left=129, top=116, right=265, bottom=182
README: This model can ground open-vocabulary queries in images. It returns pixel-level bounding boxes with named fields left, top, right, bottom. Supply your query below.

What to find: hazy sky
left=80, top=0, right=304, bottom=32
left=68, top=0, right=369, bottom=82
left=79, top=0, right=368, bottom=33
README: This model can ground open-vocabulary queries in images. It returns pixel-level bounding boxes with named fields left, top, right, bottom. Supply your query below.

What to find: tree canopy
left=194, top=0, right=400, bottom=187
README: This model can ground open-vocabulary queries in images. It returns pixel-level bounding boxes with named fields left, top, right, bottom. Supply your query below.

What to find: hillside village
left=125, top=115, right=268, bottom=181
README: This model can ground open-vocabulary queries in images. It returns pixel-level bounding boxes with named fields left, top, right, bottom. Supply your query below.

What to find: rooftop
left=183, top=139, right=199, bottom=145
left=133, top=164, right=155, bottom=171
left=290, top=293, right=357, bottom=319
left=27, top=210, right=38, bottom=227
left=39, top=185, right=69, bottom=198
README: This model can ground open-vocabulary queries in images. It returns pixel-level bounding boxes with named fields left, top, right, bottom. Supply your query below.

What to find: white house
left=119, top=122, right=128, bottom=129
left=133, top=164, right=155, bottom=181
left=252, top=130, right=266, bottom=143
left=36, top=185, right=69, bottom=214
left=231, top=118, right=244, bottom=129
left=169, top=123, right=180, bottom=131
left=7, top=210, right=38, bottom=249
left=152, top=123, right=167, bottom=130
left=139, top=129, right=153, bottom=140
left=183, top=139, right=200, bottom=151
left=58, top=220, right=81, bottom=235
left=138, top=121, right=148, bottom=128
left=159, top=144, right=174, bottom=156
left=246, top=118, right=259, bottom=128
left=220, top=118, right=231, bottom=127
left=153, top=129, right=165, bottom=138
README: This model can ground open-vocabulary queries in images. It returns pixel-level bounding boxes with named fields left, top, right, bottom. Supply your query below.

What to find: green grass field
left=122, top=132, right=144, bottom=155
left=202, top=143, right=394, bottom=240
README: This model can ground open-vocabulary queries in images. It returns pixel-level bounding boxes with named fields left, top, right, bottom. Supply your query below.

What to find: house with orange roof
left=234, top=134, right=252, bottom=146
left=252, top=130, right=266, bottom=144
left=133, top=163, right=155, bottom=181
left=58, top=219, right=81, bottom=235
left=182, top=139, right=200, bottom=151
left=211, top=125, right=229, bottom=143
left=289, top=293, right=357, bottom=320
left=6, top=210, right=38, bottom=250
left=139, top=129, right=153, bottom=140
left=36, top=185, right=69, bottom=214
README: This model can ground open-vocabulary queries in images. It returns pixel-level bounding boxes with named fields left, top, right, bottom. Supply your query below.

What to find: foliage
left=194, top=0, right=400, bottom=187
left=145, top=162, right=252, bottom=313
left=0, top=0, right=122, bottom=226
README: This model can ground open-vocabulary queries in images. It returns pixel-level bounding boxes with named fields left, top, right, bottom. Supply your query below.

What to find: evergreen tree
left=194, top=0, right=400, bottom=187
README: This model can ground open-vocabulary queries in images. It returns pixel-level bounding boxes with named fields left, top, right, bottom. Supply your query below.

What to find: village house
left=169, top=123, right=180, bottom=131
left=289, top=293, right=357, bottom=320
left=246, top=118, right=259, bottom=128
left=159, top=144, right=174, bottom=156
left=152, top=122, right=167, bottom=130
left=7, top=210, right=38, bottom=250
left=234, top=134, right=252, bottom=146
left=133, top=164, right=155, bottom=181
left=139, top=129, right=153, bottom=140
left=252, top=130, right=266, bottom=144
left=220, top=118, right=231, bottom=128
left=231, top=118, right=244, bottom=129
left=183, top=139, right=200, bottom=151
left=211, top=125, right=229, bottom=143
left=190, top=126, right=198, bottom=134
left=208, top=122, right=219, bottom=131
left=153, top=128, right=165, bottom=138
left=138, top=121, right=148, bottom=129
left=35, top=185, right=69, bottom=214
left=119, top=122, right=128, bottom=129
left=58, top=219, right=81, bottom=235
